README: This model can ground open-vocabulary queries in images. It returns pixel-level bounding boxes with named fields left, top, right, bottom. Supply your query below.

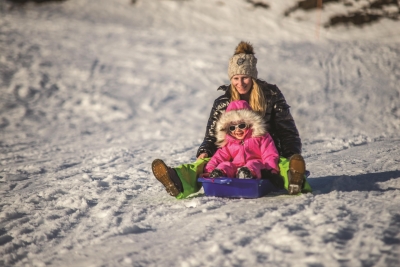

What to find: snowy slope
left=0, top=0, right=400, bottom=266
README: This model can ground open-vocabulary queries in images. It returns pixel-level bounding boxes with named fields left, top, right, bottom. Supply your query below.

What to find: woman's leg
left=278, top=157, right=312, bottom=194
left=174, top=158, right=210, bottom=199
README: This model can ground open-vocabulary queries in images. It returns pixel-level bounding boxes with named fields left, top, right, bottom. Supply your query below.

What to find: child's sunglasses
left=229, top=123, right=248, bottom=132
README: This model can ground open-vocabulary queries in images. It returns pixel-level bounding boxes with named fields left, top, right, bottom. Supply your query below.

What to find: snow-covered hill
left=1, top=0, right=399, bottom=266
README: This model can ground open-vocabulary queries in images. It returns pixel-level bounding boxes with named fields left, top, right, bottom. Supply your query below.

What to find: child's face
left=228, top=123, right=248, bottom=140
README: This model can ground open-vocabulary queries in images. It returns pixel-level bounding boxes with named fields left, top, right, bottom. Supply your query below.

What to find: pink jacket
left=204, top=100, right=280, bottom=178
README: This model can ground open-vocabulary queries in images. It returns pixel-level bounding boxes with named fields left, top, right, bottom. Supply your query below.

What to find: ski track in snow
left=1, top=0, right=400, bottom=266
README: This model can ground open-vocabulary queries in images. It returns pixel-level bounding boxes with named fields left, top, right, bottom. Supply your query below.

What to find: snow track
left=1, top=0, right=400, bottom=266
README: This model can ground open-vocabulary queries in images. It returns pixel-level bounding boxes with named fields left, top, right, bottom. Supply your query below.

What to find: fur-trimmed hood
left=215, top=100, right=267, bottom=147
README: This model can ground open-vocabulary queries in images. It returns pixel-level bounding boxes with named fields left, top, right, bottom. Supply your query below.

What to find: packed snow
left=1, top=0, right=400, bottom=266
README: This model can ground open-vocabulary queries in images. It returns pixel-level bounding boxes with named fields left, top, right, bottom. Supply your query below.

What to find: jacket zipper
left=241, top=139, right=246, bottom=163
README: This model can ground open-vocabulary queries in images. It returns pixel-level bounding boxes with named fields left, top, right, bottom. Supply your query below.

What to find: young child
left=204, top=100, right=279, bottom=179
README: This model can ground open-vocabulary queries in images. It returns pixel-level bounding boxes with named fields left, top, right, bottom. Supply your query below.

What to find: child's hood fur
left=215, top=104, right=267, bottom=147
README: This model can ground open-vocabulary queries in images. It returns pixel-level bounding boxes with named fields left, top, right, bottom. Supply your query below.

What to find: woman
left=152, top=41, right=312, bottom=199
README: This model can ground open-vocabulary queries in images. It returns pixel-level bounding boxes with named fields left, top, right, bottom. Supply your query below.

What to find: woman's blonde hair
left=230, top=79, right=266, bottom=116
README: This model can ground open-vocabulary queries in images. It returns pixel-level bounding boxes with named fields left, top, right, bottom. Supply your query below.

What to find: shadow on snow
left=308, top=170, right=400, bottom=194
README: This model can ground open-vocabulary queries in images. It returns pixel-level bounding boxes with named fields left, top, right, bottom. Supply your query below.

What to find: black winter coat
left=196, top=79, right=301, bottom=159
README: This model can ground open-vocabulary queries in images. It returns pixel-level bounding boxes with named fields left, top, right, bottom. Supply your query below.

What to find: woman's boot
left=288, top=154, right=306, bottom=195
left=151, top=159, right=183, bottom=197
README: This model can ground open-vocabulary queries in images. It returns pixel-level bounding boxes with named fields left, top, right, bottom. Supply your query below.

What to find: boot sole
left=151, top=159, right=180, bottom=197
left=288, top=154, right=306, bottom=195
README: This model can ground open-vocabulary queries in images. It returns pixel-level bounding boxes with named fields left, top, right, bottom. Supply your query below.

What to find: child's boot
left=237, top=167, right=254, bottom=179
left=288, top=154, right=306, bottom=195
left=151, top=159, right=183, bottom=197
left=209, top=169, right=225, bottom=178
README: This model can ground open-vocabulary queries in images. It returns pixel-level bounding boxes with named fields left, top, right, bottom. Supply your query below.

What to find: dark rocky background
left=4, top=0, right=400, bottom=27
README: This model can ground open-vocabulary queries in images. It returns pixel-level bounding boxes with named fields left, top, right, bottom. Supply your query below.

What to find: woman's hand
left=197, top=153, right=208, bottom=160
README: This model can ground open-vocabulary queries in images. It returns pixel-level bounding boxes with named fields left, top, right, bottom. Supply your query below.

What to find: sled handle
left=198, top=177, right=233, bottom=184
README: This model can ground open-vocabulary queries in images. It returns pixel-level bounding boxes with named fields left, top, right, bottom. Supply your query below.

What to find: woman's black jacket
left=196, top=79, right=302, bottom=159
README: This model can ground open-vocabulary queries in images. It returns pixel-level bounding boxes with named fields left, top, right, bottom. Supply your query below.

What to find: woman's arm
left=269, top=85, right=302, bottom=158
left=196, top=96, right=230, bottom=158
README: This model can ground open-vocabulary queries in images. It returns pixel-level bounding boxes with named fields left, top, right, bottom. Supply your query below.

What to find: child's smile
left=231, top=129, right=246, bottom=140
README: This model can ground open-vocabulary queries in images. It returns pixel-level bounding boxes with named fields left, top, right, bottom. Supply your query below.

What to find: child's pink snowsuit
left=204, top=100, right=279, bottom=178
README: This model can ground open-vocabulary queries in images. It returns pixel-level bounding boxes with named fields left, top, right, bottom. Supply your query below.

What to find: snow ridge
left=0, top=0, right=400, bottom=266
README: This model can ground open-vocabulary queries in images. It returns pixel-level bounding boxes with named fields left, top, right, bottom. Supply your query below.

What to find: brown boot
left=288, top=154, right=306, bottom=195
left=151, top=159, right=182, bottom=197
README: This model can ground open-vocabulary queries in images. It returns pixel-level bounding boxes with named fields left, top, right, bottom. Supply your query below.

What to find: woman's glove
left=270, top=169, right=279, bottom=174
